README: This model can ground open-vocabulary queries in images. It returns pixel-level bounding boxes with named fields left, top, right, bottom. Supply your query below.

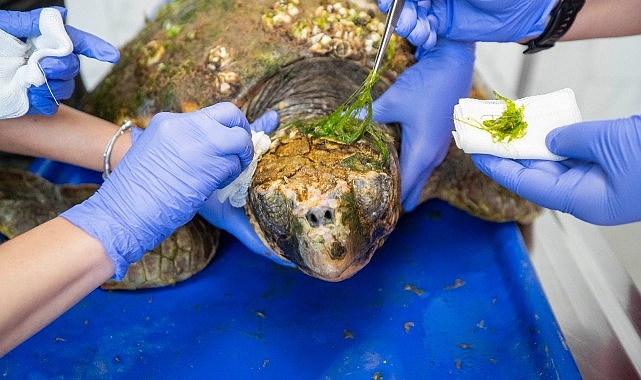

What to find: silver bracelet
left=103, top=120, right=134, bottom=180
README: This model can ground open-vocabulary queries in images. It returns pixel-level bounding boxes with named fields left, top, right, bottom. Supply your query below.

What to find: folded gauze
left=217, top=131, right=272, bottom=207
left=0, top=8, right=73, bottom=119
left=452, top=88, right=582, bottom=161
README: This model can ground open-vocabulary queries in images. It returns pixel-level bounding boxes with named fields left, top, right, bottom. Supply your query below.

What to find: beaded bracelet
left=102, top=120, right=134, bottom=180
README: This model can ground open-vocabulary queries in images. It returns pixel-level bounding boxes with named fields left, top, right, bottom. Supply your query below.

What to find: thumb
left=546, top=118, right=636, bottom=168
left=372, top=87, right=403, bottom=124
left=250, top=110, right=279, bottom=134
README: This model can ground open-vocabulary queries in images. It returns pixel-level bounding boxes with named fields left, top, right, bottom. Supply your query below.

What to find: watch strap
left=523, top=0, right=586, bottom=54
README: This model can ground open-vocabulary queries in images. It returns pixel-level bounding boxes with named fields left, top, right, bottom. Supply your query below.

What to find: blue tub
left=0, top=160, right=579, bottom=378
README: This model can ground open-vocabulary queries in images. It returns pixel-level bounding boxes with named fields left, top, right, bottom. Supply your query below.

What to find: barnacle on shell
left=262, top=0, right=385, bottom=60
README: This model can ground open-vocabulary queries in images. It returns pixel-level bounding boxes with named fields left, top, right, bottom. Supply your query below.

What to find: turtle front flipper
left=101, top=216, right=219, bottom=290
left=0, top=168, right=220, bottom=290
left=420, top=143, right=542, bottom=225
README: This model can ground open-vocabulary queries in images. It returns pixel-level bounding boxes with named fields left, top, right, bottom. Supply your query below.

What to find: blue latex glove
left=198, top=110, right=295, bottom=267
left=372, top=39, right=475, bottom=211
left=61, top=103, right=255, bottom=279
left=0, top=7, right=120, bottom=116
left=379, top=0, right=556, bottom=49
left=472, top=116, right=641, bottom=225
left=378, top=0, right=438, bottom=51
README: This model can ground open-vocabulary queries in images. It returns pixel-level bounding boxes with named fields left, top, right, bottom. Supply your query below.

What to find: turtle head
left=246, top=126, right=400, bottom=281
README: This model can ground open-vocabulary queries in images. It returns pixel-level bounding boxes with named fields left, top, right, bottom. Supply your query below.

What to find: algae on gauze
left=461, top=91, right=528, bottom=143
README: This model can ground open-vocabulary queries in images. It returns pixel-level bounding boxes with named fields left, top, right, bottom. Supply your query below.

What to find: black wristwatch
left=523, top=0, right=586, bottom=54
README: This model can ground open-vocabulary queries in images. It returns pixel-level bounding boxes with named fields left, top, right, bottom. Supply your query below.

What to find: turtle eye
left=248, top=186, right=291, bottom=238
left=350, top=172, right=392, bottom=224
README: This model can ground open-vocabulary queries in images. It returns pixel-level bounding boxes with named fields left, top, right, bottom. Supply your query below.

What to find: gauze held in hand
left=0, top=8, right=72, bottom=119
left=452, top=88, right=582, bottom=161
left=217, top=131, right=272, bottom=207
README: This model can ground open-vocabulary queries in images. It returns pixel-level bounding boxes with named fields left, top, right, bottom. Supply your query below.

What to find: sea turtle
left=0, top=0, right=540, bottom=288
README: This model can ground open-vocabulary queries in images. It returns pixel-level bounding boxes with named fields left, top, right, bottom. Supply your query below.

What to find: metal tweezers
left=372, top=0, right=406, bottom=74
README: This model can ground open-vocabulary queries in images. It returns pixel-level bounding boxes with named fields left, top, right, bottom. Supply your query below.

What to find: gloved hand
left=379, top=0, right=556, bottom=49
left=0, top=7, right=120, bottom=116
left=372, top=39, right=475, bottom=211
left=472, top=116, right=641, bottom=225
left=61, top=103, right=255, bottom=278
left=378, top=0, right=438, bottom=51
left=198, top=110, right=295, bottom=267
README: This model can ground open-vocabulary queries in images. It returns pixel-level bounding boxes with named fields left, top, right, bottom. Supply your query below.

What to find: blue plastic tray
left=1, top=160, right=580, bottom=378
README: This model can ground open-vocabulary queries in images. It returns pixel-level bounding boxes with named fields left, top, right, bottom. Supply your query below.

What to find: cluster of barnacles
left=262, top=0, right=385, bottom=60
left=206, top=45, right=240, bottom=95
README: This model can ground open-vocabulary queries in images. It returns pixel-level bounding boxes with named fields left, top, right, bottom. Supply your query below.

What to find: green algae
left=459, top=91, right=528, bottom=143
left=300, top=68, right=388, bottom=162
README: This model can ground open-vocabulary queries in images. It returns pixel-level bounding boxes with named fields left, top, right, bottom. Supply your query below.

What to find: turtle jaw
left=271, top=196, right=387, bottom=282
left=287, top=217, right=366, bottom=282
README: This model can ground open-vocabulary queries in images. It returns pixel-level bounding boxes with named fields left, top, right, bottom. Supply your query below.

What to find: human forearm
left=562, top=0, right=641, bottom=41
left=0, top=104, right=132, bottom=171
left=0, top=217, right=114, bottom=356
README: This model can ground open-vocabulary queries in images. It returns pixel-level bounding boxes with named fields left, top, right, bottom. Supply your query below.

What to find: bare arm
left=562, top=0, right=641, bottom=41
left=0, top=106, right=128, bottom=355
left=0, top=104, right=132, bottom=172
left=0, top=217, right=114, bottom=356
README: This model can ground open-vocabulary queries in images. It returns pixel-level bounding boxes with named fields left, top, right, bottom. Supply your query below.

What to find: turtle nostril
left=306, top=207, right=335, bottom=227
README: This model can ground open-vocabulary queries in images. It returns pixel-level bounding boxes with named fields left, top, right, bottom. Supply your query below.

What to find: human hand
left=198, top=110, right=295, bottom=267
left=380, top=0, right=556, bottom=48
left=372, top=39, right=475, bottom=211
left=472, top=116, right=641, bottom=225
left=378, top=0, right=437, bottom=51
left=61, top=103, right=255, bottom=278
left=0, top=7, right=120, bottom=116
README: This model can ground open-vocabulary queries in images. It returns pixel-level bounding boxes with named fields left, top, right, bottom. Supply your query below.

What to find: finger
left=27, top=79, right=75, bottom=115
left=405, top=9, right=432, bottom=48
left=31, top=78, right=75, bottom=99
left=26, top=101, right=57, bottom=116
left=193, top=122, right=254, bottom=173
left=209, top=155, right=244, bottom=189
left=395, top=2, right=418, bottom=39
left=545, top=122, right=597, bottom=162
left=378, top=0, right=392, bottom=13
left=65, top=25, right=120, bottom=63
left=221, top=127, right=255, bottom=170
left=0, top=7, right=67, bottom=37
left=420, top=15, right=438, bottom=50
left=517, top=158, right=568, bottom=176
left=372, top=88, right=403, bottom=124
left=199, top=102, right=250, bottom=133
left=471, top=154, right=571, bottom=209
left=1, top=9, right=39, bottom=37
left=38, top=55, right=79, bottom=80
left=547, top=119, right=637, bottom=169
left=250, top=110, right=279, bottom=134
